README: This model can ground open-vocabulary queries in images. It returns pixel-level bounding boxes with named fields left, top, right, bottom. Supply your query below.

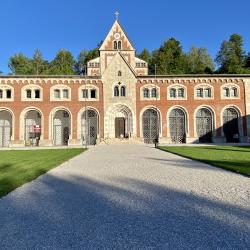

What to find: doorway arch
left=0, top=110, right=12, bottom=147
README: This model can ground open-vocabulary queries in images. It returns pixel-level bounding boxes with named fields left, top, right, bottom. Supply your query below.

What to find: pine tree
left=49, top=49, right=75, bottom=75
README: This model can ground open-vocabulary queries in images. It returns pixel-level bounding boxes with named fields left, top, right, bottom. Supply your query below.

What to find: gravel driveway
left=0, top=144, right=249, bottom=249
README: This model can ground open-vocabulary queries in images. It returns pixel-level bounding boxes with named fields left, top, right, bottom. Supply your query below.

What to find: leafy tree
left=74, top=49, right=88, bottom=74
left=49, top=49, right=75, bottom=75
left=187, top=46, right=215, bottom=74
left=151, top=38, right=188, bottom=74
left=8, top=53, right=33, bottom=75
left=31, top=49, right=49, bottom=75
left=215, top=33, right=246, bottom=73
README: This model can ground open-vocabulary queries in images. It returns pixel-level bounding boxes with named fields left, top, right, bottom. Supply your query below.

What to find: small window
left=170, top=88, right=176, bottom=98
left=6, top=89, right=11, bottom=99
left=114, top=86, right=119, bottom=97
left=121, top=86, right=126, bottom=97
left=178, top=88, right=184, bottom=98
left=223, top=88, right=230, bottom=97
left=0, top=89, right=3, bottom=99
left=114, top=41, right=118, bottom=50
left=26, top=89, right=32, bottom=98
left=90, top=89, right=96, bottom=99
left=82, top=89, right=88, bottom=99
left=63, top=89, right=69, bottom=99
left=54, top=89, right=60, bottom=99
left=196, top=88, right=203, bottom=97
left=231, top=88, right=238, bottom=97
left=143, top=88, right=149, bottom=98
left=118, top=71, right=122, bottom=76
left=118, top=41, right=121, bottom=50
left=204, top=88, right=211, bottom=98
left=34, top=89, right=40, bottom=99
left=151, top=88, right=157, bottom=98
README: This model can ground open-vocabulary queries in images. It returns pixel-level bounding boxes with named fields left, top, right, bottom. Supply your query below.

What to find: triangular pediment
left=102, top=52, right=137, bottom=79
left=99, top=20, right=135, bottom=51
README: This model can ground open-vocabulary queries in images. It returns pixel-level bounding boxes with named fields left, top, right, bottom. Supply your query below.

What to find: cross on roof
left=115, top=11, right=119, bottom=20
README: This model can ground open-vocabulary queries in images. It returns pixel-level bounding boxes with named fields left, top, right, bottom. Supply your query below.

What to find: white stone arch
left=166, top=105, right=189, bottom=138
left=220, top=83, right=240, bottom=99
left=194, top=83, right=214, bottom=99
left=50, top=84, right=71, bottom=101
left=193, top=105, right=216, bottom=140
left=78, top=84, right=99, bottom=101
left=19, top=107, right=44, bottom=141
left=21, top=84, right=43, bottom=101
left=105, top=103, right=136, bottom=138
left=0, top=107, right=14, bottom=146
left=49, top=106, right=73, bottom=143
left=140, top=84, right=160, bottom=100
left=167, top=84, right=187, bottom=100
left=220, top=105, right=243, bottom=139
left=77, top=106, right=100, bottom=140
left=139, top=105, right=162, bottom=138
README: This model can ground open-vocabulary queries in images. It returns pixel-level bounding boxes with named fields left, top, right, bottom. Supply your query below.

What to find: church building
left=1, top=19, right=250, bottom=147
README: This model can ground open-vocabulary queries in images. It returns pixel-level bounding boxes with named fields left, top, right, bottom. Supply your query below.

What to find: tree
left=8, top=53, right=33, bottom=75
left=244, top=53, right=250, bottom=71
left=137, top=48, right=151, bottom=62
left=187, top=46, right=215, bottom=74
left=215, top=34, right=246, bottom=73
left=31, top=49, right=49, bottom=75
left=151, top=38, right=188, bottom=74
left=49, top=49, right=75, bottom=75
left=74, top=49, right=88, bottom=75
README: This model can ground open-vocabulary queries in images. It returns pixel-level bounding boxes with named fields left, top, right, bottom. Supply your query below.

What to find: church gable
left=102, top=52, right=136, bottom=79
left=99, top=20, right=134, bottom=51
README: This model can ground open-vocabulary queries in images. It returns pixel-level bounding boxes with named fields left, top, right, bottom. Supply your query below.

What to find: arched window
left=151, top=88, right=157, bottom=98
left=118, top=71, right=122, bottom=76
left=223, top=87, right=230, bottom=97
left=121, top=86, right=126, bottom=97
left=204, top=88, right=211, bottom=98
left=231, top=87, right=238, bottom=97
left=118, top=41, right=121, bottom=50
left=196, top=88, right=203, bottom=97
left=143, top=88, right=149, bottom=98
left=170, top=88, right=176, bottom=98
left=178, top=88, right=184, bottom=98
left=54, top=89, right=60, bottom=99
left=114, top=41, right=118, bottom=50
left=114, top=86, right=119, bottom=97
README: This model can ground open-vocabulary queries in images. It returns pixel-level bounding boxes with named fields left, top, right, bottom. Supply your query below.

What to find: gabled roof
left=102, top=51, right=137, bottom=78
left=99, top=20, right=135, bottom=51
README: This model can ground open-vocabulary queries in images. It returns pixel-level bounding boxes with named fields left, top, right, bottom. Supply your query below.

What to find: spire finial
left=115, top=11, right=119, bottom=21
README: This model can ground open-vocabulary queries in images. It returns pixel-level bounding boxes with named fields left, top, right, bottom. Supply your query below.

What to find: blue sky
left=0, top=0, right=249, bottom=74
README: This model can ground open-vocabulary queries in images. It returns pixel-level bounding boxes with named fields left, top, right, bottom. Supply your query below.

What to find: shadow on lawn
left=0, top=174, right=249, bottom=249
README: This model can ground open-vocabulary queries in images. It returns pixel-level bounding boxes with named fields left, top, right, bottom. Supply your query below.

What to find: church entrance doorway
left=115, top=117, right=125, bottom=138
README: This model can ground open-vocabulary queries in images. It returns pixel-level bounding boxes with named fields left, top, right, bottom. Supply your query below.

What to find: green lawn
left=158, top=146, right=250, bottom=176
left=0, top=148, right=85, bottom=197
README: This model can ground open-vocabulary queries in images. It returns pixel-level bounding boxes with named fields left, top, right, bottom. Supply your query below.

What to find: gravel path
left=0, top=144, right=249, bottom=249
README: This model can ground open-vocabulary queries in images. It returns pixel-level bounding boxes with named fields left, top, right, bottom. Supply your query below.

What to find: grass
left=0, top=148, right=86, bottom=197
left=158, top=146, right=250, bottom=176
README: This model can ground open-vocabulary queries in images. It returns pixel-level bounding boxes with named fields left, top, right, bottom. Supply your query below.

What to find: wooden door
left=115, top=117, right=125, bottom=138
